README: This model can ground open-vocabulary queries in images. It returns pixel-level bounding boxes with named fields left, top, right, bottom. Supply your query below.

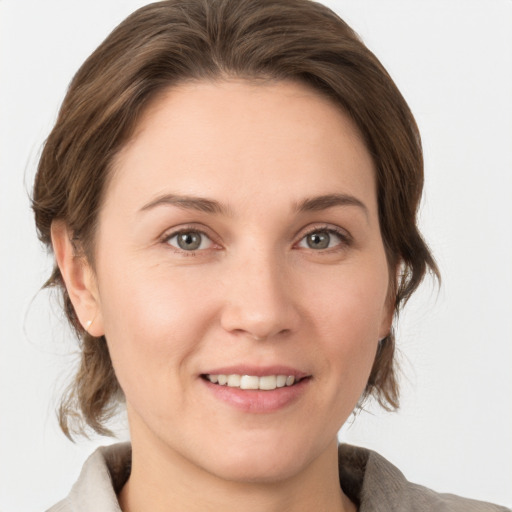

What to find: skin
left=52, top=80, right=393, bottom=512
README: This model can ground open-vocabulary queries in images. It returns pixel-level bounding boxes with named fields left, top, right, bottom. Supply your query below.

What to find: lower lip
left=201, top=377, right=311, bottom=413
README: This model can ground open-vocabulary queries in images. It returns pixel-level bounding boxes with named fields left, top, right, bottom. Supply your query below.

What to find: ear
left=379, top=264, right=398, bottom=340
left=378, top=298, right=394, bottom=341
left=51, top=220, right=104, bottom=337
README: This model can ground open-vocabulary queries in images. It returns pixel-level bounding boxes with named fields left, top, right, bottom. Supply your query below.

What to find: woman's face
left=88, top=80, right=392, bottom=482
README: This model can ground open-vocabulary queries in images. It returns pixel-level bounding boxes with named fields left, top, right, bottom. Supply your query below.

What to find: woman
left=29, top=0, right=510, bottom=510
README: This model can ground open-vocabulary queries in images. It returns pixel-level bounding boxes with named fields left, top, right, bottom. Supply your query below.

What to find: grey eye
left=177, top=232, right=202, bottom=250
left=298, top=229, right=344, bottom=250
left=305, top=231, right=331, bottom=249
left=167, top=231, right=212, bottom=251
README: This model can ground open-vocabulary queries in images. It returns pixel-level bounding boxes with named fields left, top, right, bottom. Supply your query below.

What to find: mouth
left=200, top=367, right=311, bottom=412
left=202, top=373, right=309, bottom=391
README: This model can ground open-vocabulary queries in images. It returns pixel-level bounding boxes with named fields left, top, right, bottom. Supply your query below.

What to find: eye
left=297, top=228, right=346, bottom=250
left=166, top=230, right=213, bottom=251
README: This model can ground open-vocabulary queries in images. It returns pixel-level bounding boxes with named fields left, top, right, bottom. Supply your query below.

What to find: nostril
left=232, top=328, right=293, bottom=342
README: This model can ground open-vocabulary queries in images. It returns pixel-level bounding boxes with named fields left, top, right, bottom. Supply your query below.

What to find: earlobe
left=379, top=265, right=398, bottom=340
left=51, top=221, right=104, bottom=337
left=379, top=306, right=394, bottom=341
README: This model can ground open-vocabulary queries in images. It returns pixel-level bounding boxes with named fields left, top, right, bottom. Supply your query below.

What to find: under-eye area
left=202, top=374, right=312, bottom=391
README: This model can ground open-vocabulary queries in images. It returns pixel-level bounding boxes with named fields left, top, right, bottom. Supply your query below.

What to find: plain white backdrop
left=1, top=1, right=511, bottom=510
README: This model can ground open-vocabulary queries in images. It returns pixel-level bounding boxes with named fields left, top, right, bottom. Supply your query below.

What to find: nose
left=220, top=249, right=300, bottom=341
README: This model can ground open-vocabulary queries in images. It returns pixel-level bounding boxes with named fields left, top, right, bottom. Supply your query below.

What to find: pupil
left=308, top=232, right=329, bottom=249
left=178, top=232, right=201, bottom=250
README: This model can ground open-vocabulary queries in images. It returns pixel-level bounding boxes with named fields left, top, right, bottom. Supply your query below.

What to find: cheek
left=95, top=260, right=218, bottom=403
left=310, top=258, right=389, bottom=338
left=307, top=257, right=389, bottom=384
left=100, top=257, right=214, bottom=335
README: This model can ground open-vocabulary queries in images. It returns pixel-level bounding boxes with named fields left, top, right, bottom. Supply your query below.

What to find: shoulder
left=338, top=444, right=511, bottom=512
left=45, top=443, right=131, bottom=512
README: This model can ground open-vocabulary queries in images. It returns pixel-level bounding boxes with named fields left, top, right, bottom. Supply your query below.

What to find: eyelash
left=160, top=224, right=352, bottom=255
left=297, top=225, right=352, bottom=252
left=161, top=226, right=218, bottom=256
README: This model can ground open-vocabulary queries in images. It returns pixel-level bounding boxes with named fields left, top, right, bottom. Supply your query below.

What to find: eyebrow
left=294, top=193, right=369, bottom=218
left=139, top=194, right=230, bottom=215
left=139, top=192, right=368, bottom=218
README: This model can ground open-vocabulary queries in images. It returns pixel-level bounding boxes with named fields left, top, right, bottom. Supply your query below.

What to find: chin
left=196, top=434, right=319, bottom=484
left=209, top=455, right=306, bottom=484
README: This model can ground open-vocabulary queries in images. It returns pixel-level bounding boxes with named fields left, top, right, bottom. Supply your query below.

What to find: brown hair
left=33, top=0, right=439, bottom=438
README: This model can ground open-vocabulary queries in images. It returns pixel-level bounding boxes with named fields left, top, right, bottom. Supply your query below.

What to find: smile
left=201, top=369, right=311, bottom=412
left=205, top=374, right=298, bottom=390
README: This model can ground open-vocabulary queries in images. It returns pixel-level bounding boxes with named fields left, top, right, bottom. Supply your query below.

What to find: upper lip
left=201, top=365, right=310, bottom=379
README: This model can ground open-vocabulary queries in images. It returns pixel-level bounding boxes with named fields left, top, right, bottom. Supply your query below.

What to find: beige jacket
left=47, top=443, right=511, bottom=511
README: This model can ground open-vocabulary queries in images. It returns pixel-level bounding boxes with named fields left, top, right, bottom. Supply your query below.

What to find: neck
left=118, top=434, right=355, bottom=512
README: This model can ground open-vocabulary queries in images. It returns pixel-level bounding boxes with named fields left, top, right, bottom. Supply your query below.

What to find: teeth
left=259, top=375, right=277, bottom=390
left=276, top=375, right=287, bottom=388
left=240, top=375, right=259, bottom=390
left=206, top=374, right=299, bottom=390
left=227, top=374, right=241, bottom=387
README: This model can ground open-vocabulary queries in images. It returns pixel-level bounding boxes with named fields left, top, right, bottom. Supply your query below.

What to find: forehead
left=106, top=79, right=376, bottom=214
